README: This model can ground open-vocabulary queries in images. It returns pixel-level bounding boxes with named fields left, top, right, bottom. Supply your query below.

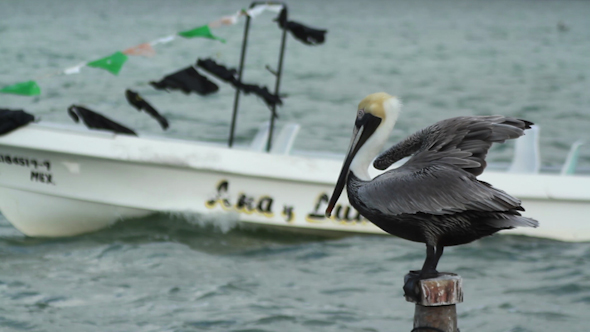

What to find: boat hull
left=0, top=187, right=151, bottom=237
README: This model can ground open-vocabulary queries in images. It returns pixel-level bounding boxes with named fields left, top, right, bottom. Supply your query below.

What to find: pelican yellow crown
left=357, top=92, right=397, bottom=119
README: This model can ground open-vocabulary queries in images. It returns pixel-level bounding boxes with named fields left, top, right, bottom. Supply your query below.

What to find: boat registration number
left=0, top=154, right=54, bottom=185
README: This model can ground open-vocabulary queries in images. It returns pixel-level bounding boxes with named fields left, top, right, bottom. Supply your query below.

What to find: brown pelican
left=326, top=92, right=539, bottom=299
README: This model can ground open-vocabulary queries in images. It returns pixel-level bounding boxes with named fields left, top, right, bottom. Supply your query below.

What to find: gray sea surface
left=1, top=0, right=590, bottom=331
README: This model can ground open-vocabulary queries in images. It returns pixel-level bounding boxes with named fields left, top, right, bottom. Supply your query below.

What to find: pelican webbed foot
left=403, top=270, right=440, bottom=302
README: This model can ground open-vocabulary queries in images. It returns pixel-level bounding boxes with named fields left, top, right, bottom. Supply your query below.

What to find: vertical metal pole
left=229, top=14, right=252, bottom=148
left=405, top=273, right=463, bottom=332
left=265, top=6, right=289, bottom=152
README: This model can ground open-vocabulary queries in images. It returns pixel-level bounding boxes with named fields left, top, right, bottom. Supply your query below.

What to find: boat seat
left=561, top=140, right=585, bottom=175
left=249, top=122, right=300, bottom=154
left=250, top=122, right=270, bottom=152
left=508, top=125, right=540, bottom=173
left=271, top=123, right=300, bottom=155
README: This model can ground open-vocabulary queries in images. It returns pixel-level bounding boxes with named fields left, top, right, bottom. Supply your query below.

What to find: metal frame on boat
left=0, top=2, right=588, bottom=241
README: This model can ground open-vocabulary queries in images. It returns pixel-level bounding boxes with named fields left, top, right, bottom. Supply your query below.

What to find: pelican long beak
left=326, top=113, right=382, bottom=217
left=326, top=127, right=363, bottom=217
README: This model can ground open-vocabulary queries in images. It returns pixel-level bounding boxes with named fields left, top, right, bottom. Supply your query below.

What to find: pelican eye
left=357, top=109, right=365, bottom=119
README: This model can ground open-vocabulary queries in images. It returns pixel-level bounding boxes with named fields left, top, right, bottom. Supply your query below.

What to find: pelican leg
left=431, top=244, right=444, bottom=272
left=419, top=244, right=440, bottom=278
left=403, top=244, right=443, bottom=301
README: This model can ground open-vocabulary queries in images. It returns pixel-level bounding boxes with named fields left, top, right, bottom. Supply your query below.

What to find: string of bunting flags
left=1, top=3, right=325, bottom=97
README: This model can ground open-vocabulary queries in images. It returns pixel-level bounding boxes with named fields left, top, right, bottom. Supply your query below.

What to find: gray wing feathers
left=361, top=164, right=523, bottom=217
left=486, top=215, right=539, bottom=228
left=373, top=129, right=424, bottom=169
left=374, top=116, right=533, bottom=176
left=365, top=115, right=537, bottom=229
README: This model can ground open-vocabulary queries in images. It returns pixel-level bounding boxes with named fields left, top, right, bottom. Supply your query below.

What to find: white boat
left=0, top=3, right=588, bottom=241
left=0, top=120, right=588, bottom=241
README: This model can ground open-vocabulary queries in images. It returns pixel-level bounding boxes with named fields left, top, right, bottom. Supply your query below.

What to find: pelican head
left=326, top=92, right=401, bottom=217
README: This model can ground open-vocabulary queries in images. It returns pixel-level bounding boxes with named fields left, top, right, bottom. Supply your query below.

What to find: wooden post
left=404, top=273, right=463, bottom=332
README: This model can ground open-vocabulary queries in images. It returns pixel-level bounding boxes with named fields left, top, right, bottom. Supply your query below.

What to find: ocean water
left=1, top=0, right=590, bottom=331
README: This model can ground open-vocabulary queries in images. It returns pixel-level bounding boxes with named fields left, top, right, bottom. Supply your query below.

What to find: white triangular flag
left=63, top=62, right=86, bottom=75
left=150, top=35, right=176, bottom=46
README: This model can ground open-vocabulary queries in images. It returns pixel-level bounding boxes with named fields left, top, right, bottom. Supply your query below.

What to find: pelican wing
left=360, top=163, right=523, bottom=217
left=374, top=116, right=533, bottom=176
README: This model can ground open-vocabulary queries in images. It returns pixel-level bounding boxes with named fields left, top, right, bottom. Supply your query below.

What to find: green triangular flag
left=0, top=80, right=41, bottom=96
left=178, top=25, right=226, bottom=43
left=87, top=51, right=128, bottom=75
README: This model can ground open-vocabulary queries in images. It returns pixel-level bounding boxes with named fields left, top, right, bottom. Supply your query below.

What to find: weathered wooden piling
left=405, top=273, right=463, bottom=332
